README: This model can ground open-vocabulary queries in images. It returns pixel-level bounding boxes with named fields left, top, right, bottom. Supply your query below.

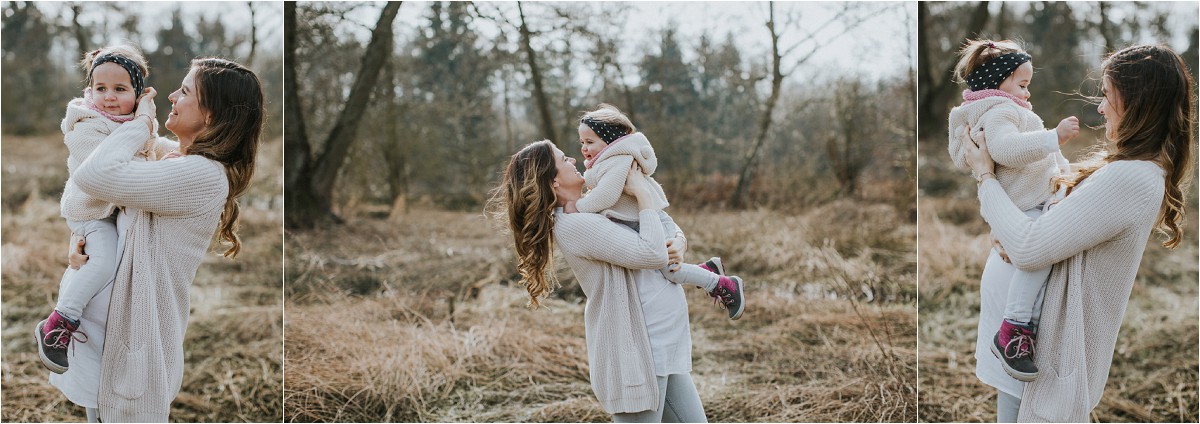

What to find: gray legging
left=997, top=390, right=1021, bottom=423
left=612, top=374, right=707, bottom=423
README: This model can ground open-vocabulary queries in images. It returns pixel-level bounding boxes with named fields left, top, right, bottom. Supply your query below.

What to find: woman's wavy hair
left=187, top=58, right=264, bottom=258
left=487, top=140, right=560, bottom=308
left=1058, top=45, right=1195, bottom=249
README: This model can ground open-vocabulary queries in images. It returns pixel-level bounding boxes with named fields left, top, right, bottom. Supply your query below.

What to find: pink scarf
left=584, top=133, right=634, bottom=169
left=962, top=89, right=1032, bottom=110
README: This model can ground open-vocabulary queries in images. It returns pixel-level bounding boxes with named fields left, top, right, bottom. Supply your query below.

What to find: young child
left=574, top=104, right=746, bottom=320
left=36, top=45, right=174, bottom=374
left=946, top=40, right=1079, bottom=382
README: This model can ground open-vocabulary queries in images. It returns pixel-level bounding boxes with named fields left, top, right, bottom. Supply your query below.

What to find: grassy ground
left=916, top=134, right=1200, bottom=422
left=284, top=200, right=917, bottom=422
left=1, top=134, right=283, bottom=422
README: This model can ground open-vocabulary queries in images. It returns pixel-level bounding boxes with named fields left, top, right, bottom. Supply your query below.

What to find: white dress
left=974, top=248, right=1027, bottom=399
left=49, top=209, right=130, bottom=408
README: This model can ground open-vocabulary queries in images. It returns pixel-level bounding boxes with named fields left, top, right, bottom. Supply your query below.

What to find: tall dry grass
left=917, top=133, right=1200, bottom=422
left=285, top=200, right=917, bottom=422
left=1, top=134, right=284, bottom=422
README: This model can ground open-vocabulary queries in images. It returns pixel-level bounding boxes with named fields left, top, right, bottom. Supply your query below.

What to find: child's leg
left=56, top=216, right=119, bottom=320
left=1002, top=265, right=1051, bottom=324
left=1002, top=208, right=1050, bottom=325
left=661, top=262, right=719, bottom=292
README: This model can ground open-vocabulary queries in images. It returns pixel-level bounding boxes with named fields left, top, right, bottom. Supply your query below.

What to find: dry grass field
left=1, top=134, right=283, bottom=422
left=284, top=198, right=917, bottom=422
left=917, top=133, right=1200, bottom=422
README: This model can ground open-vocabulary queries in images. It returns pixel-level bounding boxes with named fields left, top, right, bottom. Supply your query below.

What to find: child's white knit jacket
left=60, top=98, right=171, bottom=221
left=577, top=132, right=670, bottom=222
left=947, top=97, right=1069, bottom=211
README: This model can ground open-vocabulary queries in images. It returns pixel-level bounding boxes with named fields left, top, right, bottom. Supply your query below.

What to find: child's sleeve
left=657, top=210, right=684, bottom=241
left=980, top=108, right=1061, bottom=168
left=152, top=137, right=181, bottom=158
left=576, top=155, right=634, bottom=214
left=63, top=116, right=114, bottom=172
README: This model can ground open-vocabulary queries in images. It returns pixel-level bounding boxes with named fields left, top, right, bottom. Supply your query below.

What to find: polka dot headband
left=581, top=117, right=630, bottom=144
left=966, top=51, right=1031, bottom=91
left=90, top=53, right=145, bottom=97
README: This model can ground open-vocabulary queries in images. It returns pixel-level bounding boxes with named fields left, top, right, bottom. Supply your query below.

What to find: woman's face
left=578, top=123, right=605, bottom=162
left=1098, top=75, right=1122, bottom=141
left=165, top=68, right=209, bottom=149
left=551, top=146, right=585, bottom=202
left=90, top=62, right=137, bottom=115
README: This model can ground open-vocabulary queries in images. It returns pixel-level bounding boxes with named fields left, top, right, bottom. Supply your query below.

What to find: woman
left=962, top=45, right=1194, bottom=422
left=48, top=58, right=264, bottom=423
left=493, top=140, right=707, bottom=422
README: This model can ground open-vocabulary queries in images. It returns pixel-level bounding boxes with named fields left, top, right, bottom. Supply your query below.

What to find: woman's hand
left=135, top=87, right=157, bottom=132
left=68, top=234, right=90, bottom=269
left=962, top=125, right=996, bottom=181
left=666, top=235, right=688, bottom=272
left=991, top=232, right=1011, bottom=264
left=623, top=165, right=656, bottom=210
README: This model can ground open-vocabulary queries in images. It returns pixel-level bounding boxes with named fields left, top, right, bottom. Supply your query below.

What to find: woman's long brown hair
left=1058, top=45, right=1195, bottom=248
left=187, top=58, right=264, bottom=258
left=487, top=140, right=560, bottom=308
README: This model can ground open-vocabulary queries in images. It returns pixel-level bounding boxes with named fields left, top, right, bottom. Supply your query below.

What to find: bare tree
left=517, top=2, right=559, bottom=148
left=286, top=1, right=402, bottom=228
left=246, top=1, right=258, bottom=65
left=730, top=2, right=887, bottom=207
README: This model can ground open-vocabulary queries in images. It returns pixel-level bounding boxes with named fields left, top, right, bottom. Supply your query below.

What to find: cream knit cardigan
left=978, top=160, right=1165, bottom=422
left=61, top=97, right=171, bottom=221
left=73, top=120, right=229, bottom=422
left=948, top=97, right=1067, bottom=211
left=577, top=133, right=670, bottom=222
left=554, top=208, right=674, bottom=414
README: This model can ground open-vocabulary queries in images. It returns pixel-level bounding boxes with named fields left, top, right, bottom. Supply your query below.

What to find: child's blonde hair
left=580, top=103, right=636, bottom=134
left=80, top=44, right=150, bottom=88
left=952, top=39, right=1027, bottom=85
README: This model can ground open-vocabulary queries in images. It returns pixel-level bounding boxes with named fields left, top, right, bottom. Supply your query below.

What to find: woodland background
left=284, top=1, right=918, bottom=422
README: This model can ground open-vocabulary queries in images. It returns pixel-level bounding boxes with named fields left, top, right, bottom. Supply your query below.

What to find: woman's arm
left=558, top=170, right=669, bottom=269
left=978, top=159, right=1162, bottom=271
left=980, top=108, right=1061, bottom=168
left=558, top=210, right=669, bottom=270
left=575, top=155, right=633, bottom=214
left=73, top=121, right=227, bottom=217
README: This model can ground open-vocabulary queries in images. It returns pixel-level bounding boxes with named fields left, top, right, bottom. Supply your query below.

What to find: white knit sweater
left=577, top=133, right=670, bottom=222
left=72, top=120, right=229, bottom=422
left=948, top=97, right=1068, bottom=211
left=60, top=97, right=170, bottom=221
left=554, top=207, right=692, bottom=414
left=978, top=160, right=1165, bottom=422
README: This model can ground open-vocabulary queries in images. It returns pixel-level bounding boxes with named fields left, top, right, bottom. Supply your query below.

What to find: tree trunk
left=730, top=2, right=782, bottom=208
left=285, top=1, right=402, bottom=228
left=1097, top=2, right=1116, bottom=54
left=518, top=2, right=558, bottom=148
left=70, top=4, right=88, bottom=52
left=246, top=2, right=258, bottom=65
left=917, top=1, right=990, bottom=139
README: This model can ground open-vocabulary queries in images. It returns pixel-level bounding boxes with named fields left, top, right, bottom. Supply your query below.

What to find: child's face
left=997, top=62, right=1033, bottom=101
left=90, top=62, right=137, bottom=115
left=578, top=123, right=605, bottom=163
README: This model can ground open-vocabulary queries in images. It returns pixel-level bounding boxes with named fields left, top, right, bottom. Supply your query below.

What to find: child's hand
left=1056, top=116, right=1079, bottom=145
